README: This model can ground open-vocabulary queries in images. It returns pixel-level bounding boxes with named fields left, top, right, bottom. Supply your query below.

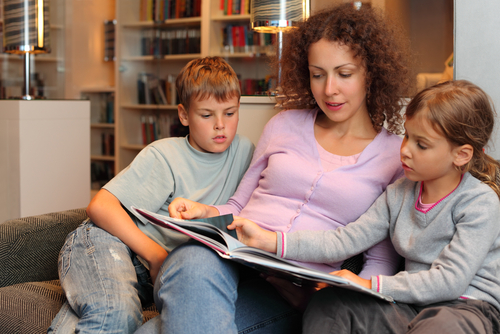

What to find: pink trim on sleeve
left=281, top=232, right=285, bottom=258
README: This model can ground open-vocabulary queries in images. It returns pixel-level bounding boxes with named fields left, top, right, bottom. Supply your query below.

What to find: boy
left=48, top=57, right=255, bottom=334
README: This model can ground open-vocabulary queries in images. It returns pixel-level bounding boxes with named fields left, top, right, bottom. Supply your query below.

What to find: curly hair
left=406, top=80, right=500, bottom=199
left=274, top=4, right=412, bottom=135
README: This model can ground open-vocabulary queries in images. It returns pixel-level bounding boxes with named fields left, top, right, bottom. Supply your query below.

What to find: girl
left=230, top=80, right=500, bottom=334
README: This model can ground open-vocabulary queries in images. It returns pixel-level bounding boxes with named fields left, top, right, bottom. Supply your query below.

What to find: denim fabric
left=134, top=241, right=301, bottom=334
left=48, top=219, right=154, bottom=334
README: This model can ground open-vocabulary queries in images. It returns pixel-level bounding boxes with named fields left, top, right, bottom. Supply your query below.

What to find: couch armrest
left=0, top=209, right=87, bottom=288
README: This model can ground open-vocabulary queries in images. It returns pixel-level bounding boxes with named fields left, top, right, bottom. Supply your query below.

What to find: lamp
left=2, top=0, right=50, bottom=100
left=251, top=0, right=310, bottom=95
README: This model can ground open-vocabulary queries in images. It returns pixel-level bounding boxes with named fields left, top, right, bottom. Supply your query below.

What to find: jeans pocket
left=58, top=229, right=77, bottom=280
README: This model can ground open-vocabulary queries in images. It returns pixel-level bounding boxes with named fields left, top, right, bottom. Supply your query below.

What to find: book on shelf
left=138, top=73, right=178, bottom=106
left=101, top=132, right=115, bottom=156
left=223, top=0, right=251, bottom=15
left=221, top=24, right=274, bottom=54
left=141, top=27, right=200, bottom=56
left=91, top=161, right=115, bottom=190
left=130, top=206, right=394, bottom=302
left=140, top=113, right=189, bottom=145
left=140, top=0, right=201, bottom=21
left=104, top=20, right=116, bottom=62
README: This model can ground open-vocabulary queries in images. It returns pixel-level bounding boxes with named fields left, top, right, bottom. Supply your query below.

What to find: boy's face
left=178, top=95, right=240, bottom=153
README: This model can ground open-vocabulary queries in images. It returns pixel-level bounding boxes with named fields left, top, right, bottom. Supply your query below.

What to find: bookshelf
left=113, top=0, right=276, bottom=172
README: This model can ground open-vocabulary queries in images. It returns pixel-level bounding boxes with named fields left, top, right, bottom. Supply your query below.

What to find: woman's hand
left=228, top=217, right=277, bottom=253
left=330, top=269, right=371, bottom=289
left=168, top=197, right=219, bottom=219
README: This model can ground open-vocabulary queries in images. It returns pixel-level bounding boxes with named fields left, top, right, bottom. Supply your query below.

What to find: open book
left=131, top=207, right=394, bottom=303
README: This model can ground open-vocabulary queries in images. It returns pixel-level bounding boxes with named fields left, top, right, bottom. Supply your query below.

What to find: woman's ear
left=178, top=104, right=189, bottom=126
left=454, top=144, right=473, bottom=168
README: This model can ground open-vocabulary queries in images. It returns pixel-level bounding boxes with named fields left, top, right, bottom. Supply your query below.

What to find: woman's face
left=308, top=39, right=368, bottom=126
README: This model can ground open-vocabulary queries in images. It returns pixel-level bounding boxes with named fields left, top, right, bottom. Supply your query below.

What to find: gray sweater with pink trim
left=279, top=173, right=500, bottom=310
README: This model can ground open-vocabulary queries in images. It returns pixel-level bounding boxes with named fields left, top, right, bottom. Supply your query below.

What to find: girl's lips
left=401, top=162, right=412, bottom=171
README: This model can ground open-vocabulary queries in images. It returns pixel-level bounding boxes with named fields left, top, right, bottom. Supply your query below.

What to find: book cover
left=131, top=207, right=395, bottom=302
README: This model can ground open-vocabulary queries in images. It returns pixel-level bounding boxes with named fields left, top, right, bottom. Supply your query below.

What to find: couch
left=0, top=209, right=159, bottom=334
left=0, top=209, right=366, bottom=334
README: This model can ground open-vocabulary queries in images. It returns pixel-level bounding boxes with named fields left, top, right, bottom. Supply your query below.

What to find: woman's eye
left=340, top=73, right=352, bottom=78
left=311, top=73, right=322, bottom=79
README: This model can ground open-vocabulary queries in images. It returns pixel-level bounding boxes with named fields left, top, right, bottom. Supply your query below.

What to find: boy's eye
left=226, top=112, right=235, bottom=117
left=201, top=114, right=211, bottom=118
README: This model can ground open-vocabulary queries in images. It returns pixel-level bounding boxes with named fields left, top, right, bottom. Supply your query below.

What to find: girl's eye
left=417, top=142, right=427, bottom=150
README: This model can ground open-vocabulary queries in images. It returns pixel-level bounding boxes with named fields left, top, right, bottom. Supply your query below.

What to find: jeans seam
left=237, top=309, right=298, bottom=334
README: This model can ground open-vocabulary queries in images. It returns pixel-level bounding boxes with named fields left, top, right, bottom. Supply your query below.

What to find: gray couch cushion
left=0, top=209, right=87, bottom=288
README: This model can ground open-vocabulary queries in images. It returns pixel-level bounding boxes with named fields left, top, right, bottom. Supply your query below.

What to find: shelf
left=91, top=155, right=116, bottom=161
left=122, top=54, right=201, bottom=61
left=211, top=14, right=251, bottom=22
left=81, top=86, right=116, bottom=93
left=91, top=123, right=115, bottom=129
left=122, top=143, right=146, bottom=151
left=122, top=17, right=202, bottom=28
left=121, top=103, right=178, bottom=110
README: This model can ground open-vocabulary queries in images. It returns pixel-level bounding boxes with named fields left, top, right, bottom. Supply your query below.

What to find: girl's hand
left=168, top=197, right=219, bottom=219
left=330, top=269, right=371, bottom=289
left=227, top=217, right=277, bottom=253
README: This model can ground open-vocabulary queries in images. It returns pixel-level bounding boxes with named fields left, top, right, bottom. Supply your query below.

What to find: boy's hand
left=148, top=249, right=168, bottom=284
left=168, top=198, right=219, bottom=219
left=330, top=269, right=371, bottom=289
left=228, top=217, right=277, bottom=253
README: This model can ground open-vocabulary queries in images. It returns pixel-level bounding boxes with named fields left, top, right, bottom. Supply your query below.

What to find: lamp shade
left=251, top=0, right=309, bottom=33
left=3, top=0, right=50, bottom=54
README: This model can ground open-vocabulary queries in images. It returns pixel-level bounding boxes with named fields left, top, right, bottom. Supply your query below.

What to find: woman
left=135, top=4, right=412, bottom=334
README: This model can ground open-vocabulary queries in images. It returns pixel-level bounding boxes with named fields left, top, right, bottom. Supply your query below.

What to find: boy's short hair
left=176, top=56, right=241, bottom=111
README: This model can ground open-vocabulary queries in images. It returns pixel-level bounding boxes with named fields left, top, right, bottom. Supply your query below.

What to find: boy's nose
left=214, top=118, right=225, bottom=130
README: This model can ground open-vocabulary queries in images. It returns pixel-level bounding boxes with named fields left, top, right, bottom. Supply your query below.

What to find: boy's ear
left=178, top=104, right=189, bottom=126
left=453, top=144, right=473, bottom=168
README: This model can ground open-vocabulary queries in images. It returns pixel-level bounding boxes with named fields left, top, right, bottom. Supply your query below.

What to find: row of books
left=221, top=24, right=275, bottom=54
left=91, top=161, right=115, bottom=190
left=138, top=73, right=178, bottom=105
left=220, top=0, right=252, bottom=15
left=104, top=20, right=116, bottom=61
left=139, top=0, right=201, bottom=21
left=86, top=92, right=114, bottom=124
left=141, top=113, right=189, bottom=145
left=137, top=71, right=275, bottom=103
left=141, top=28, right=201, bottom=56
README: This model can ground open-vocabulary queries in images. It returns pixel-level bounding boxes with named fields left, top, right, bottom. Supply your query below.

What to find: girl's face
left=308, top=39, right=368, bottom=127
left=400, top=112, right=459, bottom=185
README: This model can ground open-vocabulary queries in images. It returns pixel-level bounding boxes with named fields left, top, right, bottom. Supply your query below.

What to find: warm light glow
left=38, top=0, right=44, bottom=48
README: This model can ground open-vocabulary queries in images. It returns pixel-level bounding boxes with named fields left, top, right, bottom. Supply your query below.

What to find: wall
left=64, top=0, right=115, bottom=99
left=454, top=0, right=500, bottom=158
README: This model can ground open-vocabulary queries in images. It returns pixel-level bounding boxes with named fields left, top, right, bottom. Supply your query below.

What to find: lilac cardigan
left=217, top=109, right=404, bottom=278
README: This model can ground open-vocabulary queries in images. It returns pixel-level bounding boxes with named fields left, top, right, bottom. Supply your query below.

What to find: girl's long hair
left=405, top=80, right=500, bottom=198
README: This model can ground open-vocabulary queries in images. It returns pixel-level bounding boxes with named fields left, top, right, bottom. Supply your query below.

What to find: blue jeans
left=134, top=241, right=301, bottom=334
left=48, top=219, right=154, bottom=334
